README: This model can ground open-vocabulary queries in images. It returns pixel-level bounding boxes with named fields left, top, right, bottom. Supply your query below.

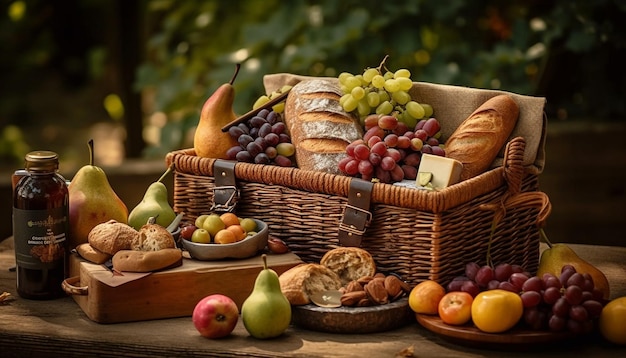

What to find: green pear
left=241, top=254, right=292, bottom=339
left=127, top=166, right=176, bottom=230
left=69, top=140, right=128, bottom=249
left=537, top=234, right=610, bottom=300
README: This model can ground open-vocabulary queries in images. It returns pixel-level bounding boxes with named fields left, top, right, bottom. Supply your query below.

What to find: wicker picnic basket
left=166, top=137, right=550, bottom=287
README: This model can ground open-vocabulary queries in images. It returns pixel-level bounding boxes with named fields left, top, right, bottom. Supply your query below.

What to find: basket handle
left=338, top=178, right=374, bottom=247
left=480, top=137, right=552, bottom=228
left=62, top=276, right=88, bottom=296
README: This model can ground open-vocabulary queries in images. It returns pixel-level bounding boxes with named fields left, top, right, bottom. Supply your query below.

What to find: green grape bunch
left=337, top=56, right=433, bottom=129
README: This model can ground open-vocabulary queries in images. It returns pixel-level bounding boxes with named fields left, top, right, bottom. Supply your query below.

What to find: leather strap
left=338, top=178, right=373, bottom=247
left=211, top=160, right=239, bottom=213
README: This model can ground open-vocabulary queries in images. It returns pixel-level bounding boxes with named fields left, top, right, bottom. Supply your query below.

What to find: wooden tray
left=66, top=252, right=302, bottom=324
left=416, top=314, right=574, bottom=349
left=291, top=298, right=413, bottom=334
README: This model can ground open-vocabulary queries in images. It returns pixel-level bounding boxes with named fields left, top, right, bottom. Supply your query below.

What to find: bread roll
left=278, top=263, right=342, bottom=305
left=88, top=220, right=139, bottom=255
left=76, top=243, right=111, bottom=264
left=112, top=248, right=183, bottom=273
left=284, top=79, right=363, bottom=174
left=132, top=224, right=176, bottom=251
left=444, top=95, right=520, bottom=180
left=320, top=247, right=377, bottom=286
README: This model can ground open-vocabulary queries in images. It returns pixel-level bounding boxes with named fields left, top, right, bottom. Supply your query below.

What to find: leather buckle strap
left=210, top=160, right=239, bottom=213
left=338, top=178, right=373, bottom=247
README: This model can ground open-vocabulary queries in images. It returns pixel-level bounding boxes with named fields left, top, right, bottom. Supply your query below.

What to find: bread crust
left=132, top=224, right=176, bottom=251
left=279, top=263, right=342, bottom=305
left=320, top=247, right=377, bottom=286
left=444, top=94, right=520, bottom=180
left=112, top=248, right=182, bottom=273
left=284, top=79, right=363, bottom=174
left=88, top=220, right=139, bottom=255
left=76, top=243, right=112, bottom=264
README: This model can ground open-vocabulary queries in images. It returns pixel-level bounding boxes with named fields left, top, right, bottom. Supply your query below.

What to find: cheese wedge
left=417, top=154, right=463, bottom=189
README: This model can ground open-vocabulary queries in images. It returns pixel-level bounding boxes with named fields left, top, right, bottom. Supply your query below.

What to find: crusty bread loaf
left=112, top=248, right=182, bottom=273
left=132, top=224, right=176, bottom=251
left=88, top=220, right=139, bottom=255
left=320, top=247, right=377, bottom=286
left=278, top=263, right=342, bottom=305
left=284, top=79, right=363, bottom=174
left=444, top=94, right=520, bottom=181
left=76, top=243, right=111, bottom=264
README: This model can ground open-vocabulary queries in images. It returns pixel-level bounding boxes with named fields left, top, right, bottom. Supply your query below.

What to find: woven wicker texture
left=166, top=137, right=549, bottom=286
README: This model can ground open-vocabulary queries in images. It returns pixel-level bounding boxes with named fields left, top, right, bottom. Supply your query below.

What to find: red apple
left=192, top=294, right=239, bottom=338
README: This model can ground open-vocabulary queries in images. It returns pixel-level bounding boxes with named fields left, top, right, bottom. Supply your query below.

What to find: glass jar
left=13, top=151, right=69, bottom=299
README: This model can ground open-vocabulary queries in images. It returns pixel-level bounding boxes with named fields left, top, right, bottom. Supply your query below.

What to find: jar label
left=13, top=207, right=68, bottom=269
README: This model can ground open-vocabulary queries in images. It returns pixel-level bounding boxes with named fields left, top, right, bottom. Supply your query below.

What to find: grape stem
left=376, top=55, right=390, bottom=74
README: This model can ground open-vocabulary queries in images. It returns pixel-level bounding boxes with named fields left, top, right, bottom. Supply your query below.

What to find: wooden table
left=1, top=238, right=625, bottom=358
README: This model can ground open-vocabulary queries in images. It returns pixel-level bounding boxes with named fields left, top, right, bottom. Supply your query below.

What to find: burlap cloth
left=264, top=74, right=547, bottom=175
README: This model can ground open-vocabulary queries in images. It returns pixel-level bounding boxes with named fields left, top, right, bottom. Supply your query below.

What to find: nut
left=267, top=236, right=289, bottom=254
left=345, top=280, right=364, bottom=293
left=341, top=290, right=367, bottom=306
left=364, top=278, right=389, bottom=305
left=383, top=275, right=403, bottom=299
left=357, top=298, right=373, bottom=307
left=374, top=272, right=386, bottom=279
left=357, top=275, right=374, bottom=285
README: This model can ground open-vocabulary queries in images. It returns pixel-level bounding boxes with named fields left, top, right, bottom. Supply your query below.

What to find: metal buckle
left=339, top=203, right=372, bottom=236
left=210, top=185, right=239, bottom=213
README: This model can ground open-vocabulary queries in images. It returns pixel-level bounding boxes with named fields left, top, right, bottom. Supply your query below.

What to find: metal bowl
left=181, top=219, right=268, bottom=260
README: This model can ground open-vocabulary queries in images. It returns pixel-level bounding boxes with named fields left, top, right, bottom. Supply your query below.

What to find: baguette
left=112, top=248, right=182, bottom=273
left=320, top=247, right=377, bottom=286
left=284, top=79, right=363, bottom=174
left=444, top=95, right=520, bottom=180
left=278, top=263, right=342, bottom=305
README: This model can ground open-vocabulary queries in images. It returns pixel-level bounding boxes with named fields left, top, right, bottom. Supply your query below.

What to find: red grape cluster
left=447, top=262, right=604, bottom=334
left=226, top=109, right=295, bottom=167
left=338, top=115, right=445, bottom=183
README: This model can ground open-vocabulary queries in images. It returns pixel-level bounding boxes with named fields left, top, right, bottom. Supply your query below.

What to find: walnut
left=341, top=290, right=367, bottom=306
left=384, top=275, right=403, bottom=299
left=345, top=280, right=364, bottom=293
left=364, top=278, right=389, bottom=304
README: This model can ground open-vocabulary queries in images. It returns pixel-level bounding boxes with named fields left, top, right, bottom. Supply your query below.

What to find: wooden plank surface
left=1, top=238, right=625, bottom=358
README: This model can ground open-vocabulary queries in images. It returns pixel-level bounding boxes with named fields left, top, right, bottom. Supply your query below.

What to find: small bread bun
left=112, top=248, right=182, bottom=273
left=88, top=220, right=139, bottom=255
left=76, top=243, right=112, bottom=264
left=132, top=224, right=176, bottom=251
left=279, top=263, right=342, bottom=306
left=320, top=247, right=377, bottom=286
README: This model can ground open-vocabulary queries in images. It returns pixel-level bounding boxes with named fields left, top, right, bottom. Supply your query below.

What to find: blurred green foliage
left=136, top=0, right=626, bottom=157
left=2, top=0, right=625, bottom=163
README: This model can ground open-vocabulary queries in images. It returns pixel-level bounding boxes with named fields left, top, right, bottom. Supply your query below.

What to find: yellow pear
left=68, top=140, right=128, bottom=249
left=193, top=64, right=240, bottom=159
left=537, top=242, right=610, bottom=300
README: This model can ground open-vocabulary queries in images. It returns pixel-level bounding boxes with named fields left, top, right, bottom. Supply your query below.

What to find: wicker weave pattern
left=166, top=137, right=546, bottom=286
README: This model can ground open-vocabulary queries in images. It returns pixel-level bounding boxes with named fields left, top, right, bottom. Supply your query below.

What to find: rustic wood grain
left=1, top=239, right=625, bottom=358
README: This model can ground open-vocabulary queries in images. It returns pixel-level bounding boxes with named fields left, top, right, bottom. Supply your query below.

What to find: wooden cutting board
left=66, top=252, right=302, bottom=324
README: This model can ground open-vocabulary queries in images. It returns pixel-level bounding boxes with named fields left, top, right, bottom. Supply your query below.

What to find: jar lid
left=25, top=150, right=59, bottom=171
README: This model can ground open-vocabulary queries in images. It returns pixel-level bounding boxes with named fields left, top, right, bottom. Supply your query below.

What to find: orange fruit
left=220, top=212, right=240, bottom=227
left=226, top=225, right=247, bottom=241
left=599, top=296, right=626, bottom=345
left=213, top=229, right=237, bottom=244
left=408, top=280, right=446, bottom=315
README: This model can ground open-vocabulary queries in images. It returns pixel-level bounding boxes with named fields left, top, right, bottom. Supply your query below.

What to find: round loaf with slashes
left=88, top=220, right=139, bottom=255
